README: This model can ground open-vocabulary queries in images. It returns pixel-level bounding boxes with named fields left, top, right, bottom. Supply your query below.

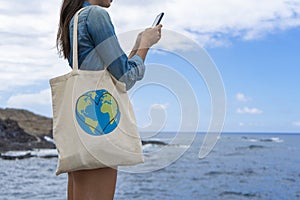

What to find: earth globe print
left=75, top=90, right=121, bottom=136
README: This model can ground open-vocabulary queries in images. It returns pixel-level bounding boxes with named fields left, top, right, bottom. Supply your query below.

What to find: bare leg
left=71, top=168, right=117, bottom=200
left=68, top=172, right=74, bottom=200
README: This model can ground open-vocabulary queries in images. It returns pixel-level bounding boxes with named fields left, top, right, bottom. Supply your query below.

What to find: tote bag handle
left=72, top=7, right=87, bottom=71
left=71, top=7, right=127, bottom=91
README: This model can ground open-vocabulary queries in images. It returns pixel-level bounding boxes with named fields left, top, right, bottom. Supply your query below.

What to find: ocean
left=1, top=133, right=299, bottom=200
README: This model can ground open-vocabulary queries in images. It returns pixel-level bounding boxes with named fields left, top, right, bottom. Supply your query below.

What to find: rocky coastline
left=0, top=108, right=55, bottom=154
left=0, top=108, right=168, bottom=160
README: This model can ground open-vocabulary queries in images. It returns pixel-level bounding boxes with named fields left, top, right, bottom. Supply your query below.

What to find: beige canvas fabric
left=50, top=8, right=144, bottom=175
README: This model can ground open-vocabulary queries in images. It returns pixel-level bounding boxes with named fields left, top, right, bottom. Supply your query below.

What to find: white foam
left=44, top=136, right=55, bottom=144
left=270, top=137, right=284, bottom=143
left=1, top=149, right=58, bottom=158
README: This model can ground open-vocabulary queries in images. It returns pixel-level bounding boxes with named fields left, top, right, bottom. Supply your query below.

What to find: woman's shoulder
left=83, top=5, right=110, bottom=20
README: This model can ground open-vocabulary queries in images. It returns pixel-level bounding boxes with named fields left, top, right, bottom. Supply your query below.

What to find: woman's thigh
left=70, top=167, right=117, bottom=200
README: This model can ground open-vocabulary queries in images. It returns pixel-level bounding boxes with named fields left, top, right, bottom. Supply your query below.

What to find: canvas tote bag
left=50, top=8, right=144, bottom=175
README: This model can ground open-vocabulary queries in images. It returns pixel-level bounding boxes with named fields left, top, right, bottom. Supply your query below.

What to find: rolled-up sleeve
left=86, top=6, right=145, bottom=90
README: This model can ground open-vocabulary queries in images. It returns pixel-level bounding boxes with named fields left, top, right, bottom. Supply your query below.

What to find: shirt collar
left=83, top=1, right=92, bottom=7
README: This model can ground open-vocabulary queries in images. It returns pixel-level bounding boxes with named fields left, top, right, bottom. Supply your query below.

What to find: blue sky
left=207, top=27, right=300, bottom=132
left=0, top=0, right=299, bottom=133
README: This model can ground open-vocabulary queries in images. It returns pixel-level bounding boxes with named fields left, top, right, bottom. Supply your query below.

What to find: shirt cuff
left=129, top=55, right=145, bottom=80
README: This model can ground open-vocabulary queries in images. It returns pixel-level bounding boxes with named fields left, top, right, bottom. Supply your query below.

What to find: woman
left=56, top=0, right=162, bottom=199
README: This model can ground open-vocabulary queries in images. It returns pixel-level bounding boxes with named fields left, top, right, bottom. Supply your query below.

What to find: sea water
left=1, top=133, right=300, bottom=200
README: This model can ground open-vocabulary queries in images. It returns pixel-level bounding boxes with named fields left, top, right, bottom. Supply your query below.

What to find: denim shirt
left=68, top=1, right=145, bottom=90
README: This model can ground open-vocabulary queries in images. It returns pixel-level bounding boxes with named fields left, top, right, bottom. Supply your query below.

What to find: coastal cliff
left=0, top=108, right=166, bottom=157
left=0, top=108, right=55, bottom=153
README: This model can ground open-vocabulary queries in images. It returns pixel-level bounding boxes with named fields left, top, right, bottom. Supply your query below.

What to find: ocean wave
left=172, top=144, right=190, bottom=148
left=204, top=168, right=256, bottom=177
left=260, top=137, right=284, bottom=143
left=142, top=143, right=189, bottom=153
left=219, top=191, right=257, bottom=198
left=236, top=145, right=266, bottom=151
left=44, top=136, right=55, bottom=144
left=142, top=139, right=189, bottom=149
left=242, top=136, right=284, bottom=143
left=0, top=149, right=58, bottom=160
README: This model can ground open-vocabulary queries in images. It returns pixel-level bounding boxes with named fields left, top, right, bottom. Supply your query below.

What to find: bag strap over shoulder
left=72, top=7, right=87, bottom=71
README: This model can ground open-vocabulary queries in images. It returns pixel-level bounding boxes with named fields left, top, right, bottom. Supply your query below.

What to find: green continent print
left=75, top=90, right=120, bottom=136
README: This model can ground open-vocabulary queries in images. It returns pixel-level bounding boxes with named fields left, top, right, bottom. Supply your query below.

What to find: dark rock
left=248, top=145, right=265, bottom=149
left=219, top=191, right=257, bottom=198
left=39, top=154, right=57, bottom=159
left=0, top=108, right=52, bottom=137
left=0, top=108, right=55, bottom=153
left=0, top=152, right=32, bottom=160
left=0, top=118, right=37, bottom=142
left=0, top=149, right=58, bottom=160
left=141, top=140, right=168, bottom=146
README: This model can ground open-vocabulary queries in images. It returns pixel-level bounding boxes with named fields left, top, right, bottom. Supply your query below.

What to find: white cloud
left=137, top=103, right=169, bottom=133
left=0, top=55, right=69, bottom=91
left=6, top=88, right=53, bottom=116
left=110, top=0, right=300, bottom=47
left=0, top=0, right=300, bottom=92
left=237, top=107, right=263, bottom=114
left=5, top=88, right=54, bottom=117
left=0, top=0, right=69, bottom=92
left=151, top=103, right=169, bottom=110
left=7, top=88, right=51, bottom=107
left=292, top=121, right=300, bottom=127
left=236, top=92, right=251, bottom=102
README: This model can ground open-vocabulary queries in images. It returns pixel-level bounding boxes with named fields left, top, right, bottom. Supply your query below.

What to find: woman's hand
left=128, top=25, right=163, bottom=60
left=140, top=24, right=163, bottom=49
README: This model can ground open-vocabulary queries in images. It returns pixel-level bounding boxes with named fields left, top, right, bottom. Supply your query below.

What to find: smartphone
left=152, top=12, right=164, bottom=27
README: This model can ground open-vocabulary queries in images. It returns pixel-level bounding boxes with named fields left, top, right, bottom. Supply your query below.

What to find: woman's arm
left=128, top=32, right=142, bottom=59
left=86, top=7, right=162, bottom=90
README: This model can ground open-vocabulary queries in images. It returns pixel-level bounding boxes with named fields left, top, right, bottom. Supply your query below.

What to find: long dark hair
left=57, top=0, right=84, bottom=59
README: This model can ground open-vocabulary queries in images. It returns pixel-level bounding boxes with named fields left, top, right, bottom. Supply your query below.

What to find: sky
left=0, top=0, right=299, bottom=133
